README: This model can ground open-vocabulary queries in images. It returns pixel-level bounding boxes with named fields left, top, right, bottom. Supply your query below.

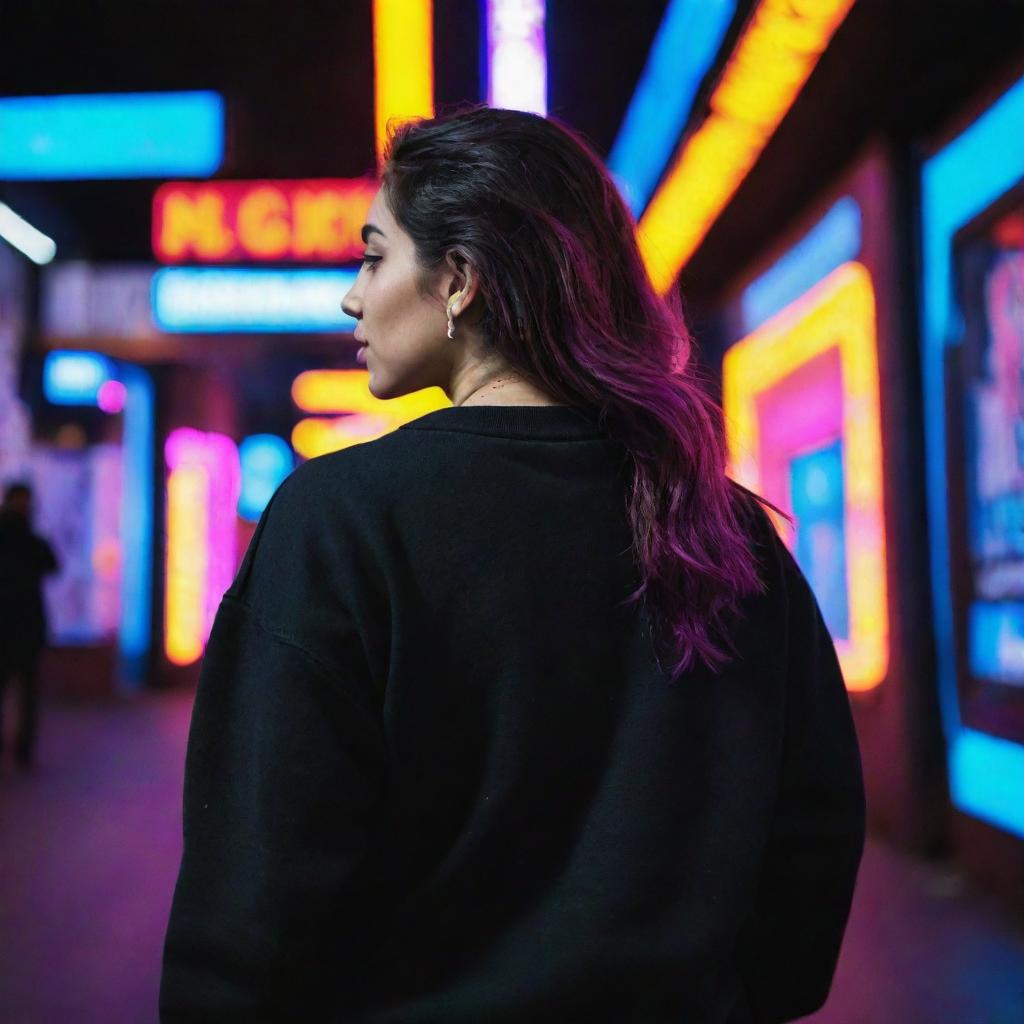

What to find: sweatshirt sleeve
left=734, top=527, right=867, bottom=1023
left=159, top=467, right=389, bottom=1022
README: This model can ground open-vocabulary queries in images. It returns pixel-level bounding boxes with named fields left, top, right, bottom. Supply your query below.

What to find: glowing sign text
left=153, top=179, right=377, bottom=263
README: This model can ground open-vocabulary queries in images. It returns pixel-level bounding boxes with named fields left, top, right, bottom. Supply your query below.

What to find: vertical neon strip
left=608, top=0, right=735, bottom=215
left=920, top=73, right=1024, bottom=838
left=373, top=0, right=435, bottom=167
left=164, top=428, right=241, bottom=666
left=165, top=465, right=209, bottom=666
left=204, top=433, right=242, bottom=635
left=117, top=365, right=155, bottom=689
left=485, top=0, right=547, bottom=115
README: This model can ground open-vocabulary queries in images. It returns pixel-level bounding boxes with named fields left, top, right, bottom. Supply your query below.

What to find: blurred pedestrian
left=0, top=481, right=60, bottom=769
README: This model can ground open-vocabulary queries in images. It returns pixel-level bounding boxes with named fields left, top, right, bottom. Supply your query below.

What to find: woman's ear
left=443, top=248, right=479, bottom=316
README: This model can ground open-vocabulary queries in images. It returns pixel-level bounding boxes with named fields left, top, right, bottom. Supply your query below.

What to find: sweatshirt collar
left=398, top=403, right=608, bottom=440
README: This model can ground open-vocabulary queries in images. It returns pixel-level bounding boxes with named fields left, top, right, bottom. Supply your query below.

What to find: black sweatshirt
left=160, top=403, right=865, bottom=1024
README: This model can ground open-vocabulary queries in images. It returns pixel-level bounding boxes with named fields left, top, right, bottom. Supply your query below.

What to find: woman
left=160, top=105, right=865, bottom=1023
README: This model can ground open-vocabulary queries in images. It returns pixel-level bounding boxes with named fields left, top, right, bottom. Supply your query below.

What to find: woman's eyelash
left=360, top=253, right=381, bottom=267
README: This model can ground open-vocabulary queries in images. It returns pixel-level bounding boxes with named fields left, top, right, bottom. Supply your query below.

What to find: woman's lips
left=356, top=344, right=368, bottom=365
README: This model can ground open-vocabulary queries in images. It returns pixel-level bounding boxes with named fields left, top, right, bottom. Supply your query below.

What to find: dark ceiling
left=2, top=0, right=1024, bottom=309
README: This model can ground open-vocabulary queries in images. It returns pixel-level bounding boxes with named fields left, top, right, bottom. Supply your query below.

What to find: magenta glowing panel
left=164, top=427, right=241, bottom=666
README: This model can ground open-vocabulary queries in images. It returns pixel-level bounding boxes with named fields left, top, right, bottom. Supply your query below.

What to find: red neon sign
left=152, top=178, right=377, bottom=263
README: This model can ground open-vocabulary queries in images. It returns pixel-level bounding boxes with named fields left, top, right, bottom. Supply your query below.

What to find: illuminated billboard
left=152, top=178, right=377, bottom=263
left=0, top=91, right=223, bottom=179
left=921, top=72, right=1024, bottom=838
left=723, top=260, right=889, bottom=692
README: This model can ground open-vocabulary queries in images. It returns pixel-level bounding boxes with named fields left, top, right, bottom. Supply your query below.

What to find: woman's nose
left=341, top=286, right=360, bottom=319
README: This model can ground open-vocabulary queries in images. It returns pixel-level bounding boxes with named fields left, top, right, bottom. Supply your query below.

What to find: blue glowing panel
left=152, top=268, right=358, bottom=333
left=920, top=72, right=1024, bottom=837
left=950, top=729, right=1024, bottom=839
left=118, top=365, right=154, bottom=690
left=43, top=350, right=114, bottom=405
left=969, top=602, right=1024, bottom=684
left=0, top=91, right=224, bottom=179
left=962, top=244, right=1024, bottom=688
left=789, top=439, right=849, bottom=641
left=608, top=0, right=736, bottom=216
left=238, top=435, right=294, bottom=522
left=742, top=197, right=862, bottom=331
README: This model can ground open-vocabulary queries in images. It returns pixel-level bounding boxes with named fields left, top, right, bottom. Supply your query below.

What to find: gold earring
left=447, top=300, right=459, bottom=339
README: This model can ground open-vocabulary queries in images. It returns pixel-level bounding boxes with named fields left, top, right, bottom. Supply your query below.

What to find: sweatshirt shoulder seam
left=219, top=592, right=351, bottom=686
left=218, top=593, right=385, bottom=720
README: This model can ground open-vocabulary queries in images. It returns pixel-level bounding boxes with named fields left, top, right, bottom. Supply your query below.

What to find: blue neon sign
left=238, top=435, right=294, bottom=522
left=0, top=91, right=224, bottom=180
left=920, top=73, right=1024, bottom=839
left=152, top=268, right=358, bottom=333
left=43, top=350, right=114, bottom=405
left=608, top=0, right=736, bottom=216
left=741, top=197, right=862, bottom=331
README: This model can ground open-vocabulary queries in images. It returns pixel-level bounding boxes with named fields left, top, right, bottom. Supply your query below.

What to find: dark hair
left=3, top=481, right=32, bottom=502
left=382, top=104, right=791, bottom=679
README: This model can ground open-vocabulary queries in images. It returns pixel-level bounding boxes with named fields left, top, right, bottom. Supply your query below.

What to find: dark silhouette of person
left=0, top=481, right=60, bottom=768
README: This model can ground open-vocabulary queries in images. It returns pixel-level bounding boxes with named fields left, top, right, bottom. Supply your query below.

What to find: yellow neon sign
left=165, top=465, right=209, bottom=667
left=373, top=0, right=435, bottom=168
left=638, top=0, right=856, bottom=293
left=723, top=261, right=888, bottom=691
left=290, top=369, right=449, bottom=459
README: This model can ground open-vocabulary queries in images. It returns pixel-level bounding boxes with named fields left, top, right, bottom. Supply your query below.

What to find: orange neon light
left=290, top=368, right=449, bottom=458
left=164, top=429, right=240, bottom=668
left=638, top=0, right=856, bottom=293
left=152, top=178, right=378, bottom=263
left=723, top=261, right=888, bottom=691
left=165, top=465, right=209, bottom=666
left=374, top=0, right=434, bottom=168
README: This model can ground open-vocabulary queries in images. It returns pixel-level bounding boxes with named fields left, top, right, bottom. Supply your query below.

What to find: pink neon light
left=165, top=427, right=241, bottom=640
left=755, top=346, right=844, bottom=524
left=486, top=0, right=547, bottom=114
left=97, top=379, right=127, bottom=414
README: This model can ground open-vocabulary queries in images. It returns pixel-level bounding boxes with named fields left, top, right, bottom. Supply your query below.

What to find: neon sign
left=485, top=0, right=547, bottom=115
left=164, top=428, right=241, bottom=667
left=723, top=261, right=888, bottom=692
left=638, top=0, right=856, bottom=293
left=374, top=0, right=434, bottom=167
left=151, top=268, right=358, bottom=333
left=153, top=178, right=377, bottom=263
left=921, top=73, right=1024, bottom=838
left=0, top=91, right=223, bottom=180
left=290, top=368, right=449, bottom=459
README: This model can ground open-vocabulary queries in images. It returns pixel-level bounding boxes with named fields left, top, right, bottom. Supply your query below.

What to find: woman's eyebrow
left=361, top=224, right=386, bottom=243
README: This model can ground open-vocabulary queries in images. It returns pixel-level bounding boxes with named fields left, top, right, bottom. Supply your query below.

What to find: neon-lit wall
left=34, top=442, right=122, bottom=643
